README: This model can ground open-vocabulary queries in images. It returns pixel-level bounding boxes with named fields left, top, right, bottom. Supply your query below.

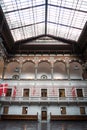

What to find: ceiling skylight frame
left=0, top=0, right=87, bottom=42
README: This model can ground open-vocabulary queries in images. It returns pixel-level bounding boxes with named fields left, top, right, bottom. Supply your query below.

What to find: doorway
left=41, top=107, right=47, bottom=121
left=41, top=111, right=47, bottom=120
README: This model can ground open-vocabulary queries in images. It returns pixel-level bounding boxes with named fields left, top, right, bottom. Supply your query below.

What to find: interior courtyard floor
left=0, top=120, right=87, bottom=130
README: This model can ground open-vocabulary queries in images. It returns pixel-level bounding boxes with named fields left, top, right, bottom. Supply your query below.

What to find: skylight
left=0, top=0, right=87, bottom=42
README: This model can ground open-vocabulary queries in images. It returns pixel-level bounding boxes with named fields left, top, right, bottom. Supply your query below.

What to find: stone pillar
left=51, top=63, right=54, bottom=80
left=19, top=63, right=22, bottom=80
left=18, top=57, right=24, bottom=80
left=35, top=64, right=38, bottom=80
left=65, top=58, right=70, bottom=80
left=82, top=62, right=87, bottom=80
left=66, top=62, right=70, bottom=80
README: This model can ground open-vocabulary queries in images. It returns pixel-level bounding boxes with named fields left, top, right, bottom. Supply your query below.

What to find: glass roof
left=0, top=0, right=87, bottom=42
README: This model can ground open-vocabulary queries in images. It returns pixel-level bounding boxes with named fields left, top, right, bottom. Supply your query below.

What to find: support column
left=51, top=63, right=54, bottom=80
left=35, top=64, right=38, bottom=80
left=18, top=57, right=24, bottom=80
left=19, top=63, right=22, bottom=80
left=66, top=62, right=70, bottom=80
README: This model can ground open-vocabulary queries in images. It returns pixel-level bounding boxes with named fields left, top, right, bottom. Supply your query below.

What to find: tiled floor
left=0, top=120, right=87, bottom=130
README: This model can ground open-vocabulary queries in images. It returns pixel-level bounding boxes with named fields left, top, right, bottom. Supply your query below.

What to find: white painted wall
left=1, top=105, right=87, bottom=116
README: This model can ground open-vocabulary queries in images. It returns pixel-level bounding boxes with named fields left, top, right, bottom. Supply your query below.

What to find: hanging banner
left=72, top=87, right=76, bottom=97
left=12, top=86, right=17, bottom=97
left=0, top=84, right=8, bottom=96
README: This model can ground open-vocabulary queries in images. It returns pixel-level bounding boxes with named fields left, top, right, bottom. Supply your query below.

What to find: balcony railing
left=0, top=96, right=87, bottom=103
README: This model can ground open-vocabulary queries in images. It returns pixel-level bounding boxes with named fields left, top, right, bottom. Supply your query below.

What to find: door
left=41, top=111, right=47, bottom=120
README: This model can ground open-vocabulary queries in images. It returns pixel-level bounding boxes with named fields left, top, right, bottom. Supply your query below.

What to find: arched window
left=41, top=75, right=47, bottom=79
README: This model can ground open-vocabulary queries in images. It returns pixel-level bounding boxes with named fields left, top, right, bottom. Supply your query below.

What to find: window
left=12, top=74, right=19, bottom=80
left=22, top=107, right=28, bottom=115
left=74, top=65, right=79, bottom=70
left=60, top=107, right=66, bottom=115
left=6, top=89, right=12, bottom=97
left=41, top=89, right=47, bottom=98
left=14, top=67, right=20, bottom=72
left=41, top=75, right=47, bottom=79
left=77, top=89, right=83, bottom=97
left=80, top=107, right=85, bottom=115
left=59, top=89, right=65, bottom=97
left=3, top=106, right=9, bottom=114
left=23, top=89, right=29, bottom=97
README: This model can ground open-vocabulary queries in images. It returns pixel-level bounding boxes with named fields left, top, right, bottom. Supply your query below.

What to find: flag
left=12, top=86, right=17, bottom=97
left=72, top=87, right=76, bottom=97
left=3, top=84, right=8, bottom=96
left=0, top=84, right=8, bottom=96
left=0, top=84, right=3, bottom=96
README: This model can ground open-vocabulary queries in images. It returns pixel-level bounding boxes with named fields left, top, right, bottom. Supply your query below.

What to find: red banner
left=0, top=84, right=3, bottom=96
left=12, top=86, right=17, bottom=97
left=72, top=87, right=76, bottom=97
left=3, top=84, right=8, bottom=95
left=0, top=84, right=8, bottom=96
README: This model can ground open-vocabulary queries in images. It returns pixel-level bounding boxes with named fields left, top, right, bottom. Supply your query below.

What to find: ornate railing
left=0, top=96, right=87, bottom=103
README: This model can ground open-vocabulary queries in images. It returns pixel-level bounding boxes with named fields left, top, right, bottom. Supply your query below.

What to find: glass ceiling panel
left=0, top=0, right=87, bottom=42
left=48, top=0, right=87, bottom=11
left=0, top=0, right=45, bottom=41
left=35, top=23, right=45, bottom=36
left=11, top=25, right=34, bottom=41
left=47, top=23, right=57, bottom=35
left=47, top=0, right=87, bottom=41
left=5, top=6, right=45, bottom=29
left=1, top=0, right=45, bottom=12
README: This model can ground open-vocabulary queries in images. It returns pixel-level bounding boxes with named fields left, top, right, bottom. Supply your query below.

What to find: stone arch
left=38, top=60, right=51, bottom=66
left=22, top=60, right=35, bottom=65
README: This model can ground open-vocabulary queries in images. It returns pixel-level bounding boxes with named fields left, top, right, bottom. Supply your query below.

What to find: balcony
left=0, top=96, right=87, bottom=105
